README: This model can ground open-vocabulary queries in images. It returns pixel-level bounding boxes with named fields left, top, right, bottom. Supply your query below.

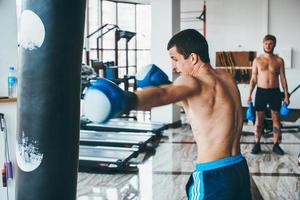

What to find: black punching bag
left=16, top=0, right=86, bottom=199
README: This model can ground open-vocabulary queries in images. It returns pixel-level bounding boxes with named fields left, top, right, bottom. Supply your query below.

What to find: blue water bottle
left=8, top=66, right=17, bottom=98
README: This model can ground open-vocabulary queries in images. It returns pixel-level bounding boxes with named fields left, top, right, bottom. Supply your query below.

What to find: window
left=15, top=0, right=152, bottom=79
left=102, top=1, right=117, bottom=50
left=85, top=0, right=151, bottom=78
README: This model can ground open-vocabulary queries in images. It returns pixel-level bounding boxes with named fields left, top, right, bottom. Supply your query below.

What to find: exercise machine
left=81, top=118, right=167, bottom=135
left=80, top=130, right=154, bottom=150
left=79, top=145, right=138, bottom=172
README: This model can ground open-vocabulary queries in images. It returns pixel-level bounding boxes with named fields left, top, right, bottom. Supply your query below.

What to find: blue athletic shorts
left=186, top=154, right=251, bottom=200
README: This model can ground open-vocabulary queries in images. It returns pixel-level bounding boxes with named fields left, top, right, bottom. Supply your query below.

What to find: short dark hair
left=263, top=34, right=276, bottom=45
left=167, top=29, right=210, bottom=63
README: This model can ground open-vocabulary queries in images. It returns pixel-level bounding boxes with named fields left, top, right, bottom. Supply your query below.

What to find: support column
left=151, top=0, right=181, bottom=124
left=16, top=0, right=86, bottom=199
left=262, top=0, right=270, bottom=35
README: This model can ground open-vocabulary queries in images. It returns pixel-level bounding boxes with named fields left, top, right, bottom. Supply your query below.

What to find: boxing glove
left=280, top=102, right=289, bottom=116
left=83, top=78, right=138, bottom=123
left=246, top=102, right=255, bottom=121
left=136, top=64, right=171, bottom=88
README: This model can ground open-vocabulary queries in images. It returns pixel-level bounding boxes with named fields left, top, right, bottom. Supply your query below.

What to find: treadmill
left=81, top=118, right=167, bottom=134
left=80, top=130, right=154, bottom=150
left=79, top=145, right=138, bottom=171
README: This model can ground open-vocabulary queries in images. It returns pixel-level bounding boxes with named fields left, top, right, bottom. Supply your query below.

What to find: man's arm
left=279, top=58, right=289, bottom=105
left=247, top=58, right=258, bottom=104
left=83, top=76, right=198, bottom=123
left=135, top=75, right=200, bottom=110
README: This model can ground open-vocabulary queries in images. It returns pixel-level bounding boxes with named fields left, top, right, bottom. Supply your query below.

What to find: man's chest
left=258, top=60, right=280, bottom=74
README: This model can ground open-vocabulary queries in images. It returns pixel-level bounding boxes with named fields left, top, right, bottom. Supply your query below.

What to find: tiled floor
left=77, top=117, right=300, bottom=200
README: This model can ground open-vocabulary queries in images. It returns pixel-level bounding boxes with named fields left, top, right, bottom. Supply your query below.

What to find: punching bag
left=16, top=0, right=86, bottom=199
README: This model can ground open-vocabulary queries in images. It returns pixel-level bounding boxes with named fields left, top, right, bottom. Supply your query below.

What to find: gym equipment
left=246, top=102, right=255, bottom=121
left=83, top=78, right=138, bottom=123
left=81, top=118, right=167, bottom=135
left=85, top=26, right=136, bottom=89
left=79, top=145, right=138, bottom=171
left=0, top=113, right=13, bottom=193
left=80, top=130, right=154, bottom=150
left=16, top=1, right=86, bottom=199
left=85, top=23, right=119, bottom=63
left=280, top=102, right=289, bottom=116
left=115, top=29, right=136, bottom=75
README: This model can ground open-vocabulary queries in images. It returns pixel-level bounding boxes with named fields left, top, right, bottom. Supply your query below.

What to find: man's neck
left=190, top=62, right=210, bottom=76
left=263, top=52, right=275, bottom=58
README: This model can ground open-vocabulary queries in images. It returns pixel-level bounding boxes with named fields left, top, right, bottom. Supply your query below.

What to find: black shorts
left=255, top=87, right=281, bottom=112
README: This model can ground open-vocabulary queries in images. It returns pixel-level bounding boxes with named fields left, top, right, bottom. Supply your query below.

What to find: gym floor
left=77, top=114, right=300, bottom=200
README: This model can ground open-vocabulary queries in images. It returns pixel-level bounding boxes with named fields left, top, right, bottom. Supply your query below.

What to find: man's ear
left=190, top=53, right=198, bottom=65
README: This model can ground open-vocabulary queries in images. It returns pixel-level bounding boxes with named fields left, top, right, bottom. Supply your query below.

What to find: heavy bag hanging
left=16, top=0, right=86, bottom=199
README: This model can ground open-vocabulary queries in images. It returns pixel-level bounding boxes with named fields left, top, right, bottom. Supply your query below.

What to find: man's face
left=168, top=46, right=192, bottom=75
left=263, top=39, right=275, bottom=54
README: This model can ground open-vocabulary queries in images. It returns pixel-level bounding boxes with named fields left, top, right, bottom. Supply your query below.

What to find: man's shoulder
left=175, top=74, right=200, bottom=85
left=216, top=69, right=233, bottom=79
left=213, top=70, right=237, bottom=89
left=274, top=54, right=284, bottom=62
left=255, top=55, right=265, bottom=61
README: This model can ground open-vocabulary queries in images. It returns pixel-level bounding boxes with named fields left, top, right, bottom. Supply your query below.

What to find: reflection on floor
left=77, top=118, right=300, bottom=200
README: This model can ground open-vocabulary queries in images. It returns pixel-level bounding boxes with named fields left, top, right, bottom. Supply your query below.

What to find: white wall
left=269, top=0, right=300, bottom=108
left=0, top=102, right=17, bottom=200
left=0, top=0, right=18, bottom=199
left=207, top=0, right=266, bottom=107
left=0, top=0, right=19, bottom=97
left=181, top=0, right=300, bottom=108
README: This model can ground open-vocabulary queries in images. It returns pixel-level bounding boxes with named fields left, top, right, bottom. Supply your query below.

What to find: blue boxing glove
left=246, top=102, right=255, bottom=121
left=83, top=78, right=138, bottom=123
left=280, top=102, right=289, bottom=116
left=136, top=64, right=171, bottom=88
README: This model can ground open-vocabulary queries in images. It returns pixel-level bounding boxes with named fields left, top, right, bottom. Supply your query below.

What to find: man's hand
left=284, top=96, right=290, bottom=105
left=247, top=96, right=252, bottom=105
left=83, top=78, right=138, bottom=123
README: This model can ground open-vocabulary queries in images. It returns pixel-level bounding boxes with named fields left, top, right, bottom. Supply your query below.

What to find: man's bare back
left=84, top=29, right=251, bottom=199
left=176, top=68, right=243, bottom=163
left=135, top=29, right=251, bottom=199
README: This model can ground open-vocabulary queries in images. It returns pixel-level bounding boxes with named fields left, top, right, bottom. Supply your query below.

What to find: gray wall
left=181, top=0, right=300, bottom=108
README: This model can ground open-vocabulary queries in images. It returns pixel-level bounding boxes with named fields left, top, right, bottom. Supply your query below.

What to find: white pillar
left=151, top=0, right=181, bottom=124
left=261, top=0, right=269, bottom=35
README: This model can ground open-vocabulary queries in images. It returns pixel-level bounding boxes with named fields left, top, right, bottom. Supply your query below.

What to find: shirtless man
left=84, top=29, right=251, bottom=199
left=247, top=34, right=289, bottom=155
